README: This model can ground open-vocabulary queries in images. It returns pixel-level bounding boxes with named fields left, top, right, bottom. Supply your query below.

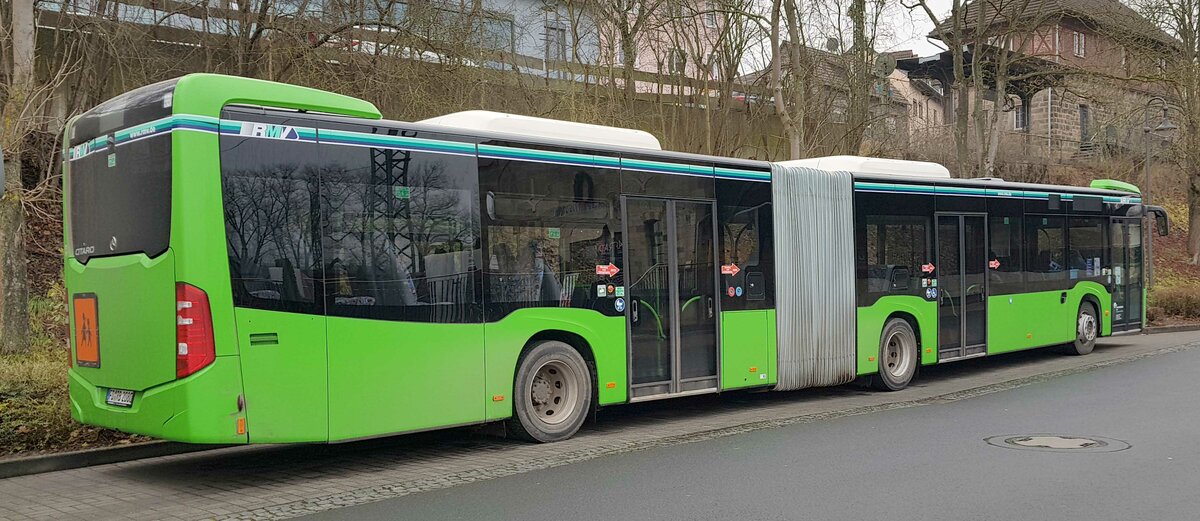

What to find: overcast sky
left=883, top=0, right=954, bottom=55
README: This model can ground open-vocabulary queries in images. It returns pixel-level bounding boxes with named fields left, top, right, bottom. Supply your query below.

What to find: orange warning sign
left=74, top=294, right=100, bottom=368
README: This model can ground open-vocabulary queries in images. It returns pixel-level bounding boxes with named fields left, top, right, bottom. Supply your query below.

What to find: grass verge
left=0, top=285, right=145, bottom=459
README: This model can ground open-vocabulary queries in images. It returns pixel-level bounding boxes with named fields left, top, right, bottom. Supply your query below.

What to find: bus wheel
left=873, top=318, right=918, bottom=391
left=508, top=340, right=592, bottom=443
left=1067, top=303, right=1099, bottom=356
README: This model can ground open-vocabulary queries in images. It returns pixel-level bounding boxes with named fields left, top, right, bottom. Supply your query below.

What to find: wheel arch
left=1077, top=290, right=1105, bottom=337
left=523, top=329, right=596, bottom=367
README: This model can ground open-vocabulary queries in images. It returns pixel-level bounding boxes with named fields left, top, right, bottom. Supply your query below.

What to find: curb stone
left=0, top=441, right=226, bottom=480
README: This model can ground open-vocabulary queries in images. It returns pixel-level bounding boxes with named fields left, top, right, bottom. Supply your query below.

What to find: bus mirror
left=1154, top=209, right=1169, bottom=237
left=1145, top=205, right=1169, bottom=236
left=485, top=191, right=497, bottom=220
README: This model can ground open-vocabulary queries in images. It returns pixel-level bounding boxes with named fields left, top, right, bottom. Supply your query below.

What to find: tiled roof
left=931, top=0, right=1174, bottom=46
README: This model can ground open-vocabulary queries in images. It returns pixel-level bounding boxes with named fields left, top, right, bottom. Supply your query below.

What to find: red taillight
left=176, top=282, right=215, bottom=378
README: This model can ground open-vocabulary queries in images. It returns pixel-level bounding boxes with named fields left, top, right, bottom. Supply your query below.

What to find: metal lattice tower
left=368, top=128, right=418, bottom=275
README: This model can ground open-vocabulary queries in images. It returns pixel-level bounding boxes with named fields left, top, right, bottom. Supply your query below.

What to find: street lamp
left=1142, top=96, right=1176, bottom=301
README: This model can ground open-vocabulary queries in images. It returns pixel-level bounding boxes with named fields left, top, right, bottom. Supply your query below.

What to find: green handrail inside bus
left=680, top=295, right=702, bottom=314
left=636, top=299, right=666, bottom=339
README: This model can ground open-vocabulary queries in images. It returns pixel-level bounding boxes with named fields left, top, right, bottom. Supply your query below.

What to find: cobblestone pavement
left=2, top=331, right=1197, bottom=521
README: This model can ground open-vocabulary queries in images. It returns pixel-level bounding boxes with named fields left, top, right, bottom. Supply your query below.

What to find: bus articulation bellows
left=63, top=74, right=1168, bottom=443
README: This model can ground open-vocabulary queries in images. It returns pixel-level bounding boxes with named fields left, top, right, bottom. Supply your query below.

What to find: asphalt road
left=304, top=339, right=1200, bottom=521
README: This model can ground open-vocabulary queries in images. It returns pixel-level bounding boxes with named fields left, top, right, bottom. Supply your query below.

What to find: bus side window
left=478, top=146, right=622, bottom=319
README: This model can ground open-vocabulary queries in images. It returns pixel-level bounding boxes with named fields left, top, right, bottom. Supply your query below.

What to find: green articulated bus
left=64, top=74, right=1170, bottom=444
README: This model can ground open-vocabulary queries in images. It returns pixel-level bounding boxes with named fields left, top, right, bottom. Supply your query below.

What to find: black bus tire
left=872, top=318, right=918, bottom=391
left=507, top=340, right=593, bottom=443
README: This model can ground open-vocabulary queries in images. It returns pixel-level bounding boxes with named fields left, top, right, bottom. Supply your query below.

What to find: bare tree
left=1138, top=0, right=1200, bottom=262
left=0, top=0, right=36, bottom=354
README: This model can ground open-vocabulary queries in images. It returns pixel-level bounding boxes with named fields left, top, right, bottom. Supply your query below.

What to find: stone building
left=897, top=0, right=1176, bottom=162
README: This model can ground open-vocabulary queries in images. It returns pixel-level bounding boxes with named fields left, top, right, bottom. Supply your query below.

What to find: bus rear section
left=64, top=79, right=246, bottom=444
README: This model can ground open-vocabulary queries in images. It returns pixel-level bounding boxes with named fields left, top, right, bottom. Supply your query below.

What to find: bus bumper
left=69, top=356, right=248, bottom=444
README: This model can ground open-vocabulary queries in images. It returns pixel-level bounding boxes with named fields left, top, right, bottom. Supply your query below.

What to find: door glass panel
left=937, top=216, right=961, bottom=351
left=675, top=202, right=717, bottom=379
left=963, top=216, right=987, bottom=347
left=1110, top=221, right=1127, bottom=324
left=626, top=199, right=672, bottom=385
left=1127, top=222, right=1143, bottom=325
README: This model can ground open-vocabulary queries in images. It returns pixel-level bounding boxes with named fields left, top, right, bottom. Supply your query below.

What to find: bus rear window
left=68, top=80, right=175, bottom=263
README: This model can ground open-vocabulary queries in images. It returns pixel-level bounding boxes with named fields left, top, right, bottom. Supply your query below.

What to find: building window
left=1014, top=101, right=1029, bottom=130
left=831, top=100, right=848, bottom=123
left=1079, top=104, right=1091, bottom=141
left=1073, top=31, right=1085, bottom=57
left=668, top=48, right=686, bottom=75
left=704, top=1, right=717, bottom=27
left=544, top=24, right=567, bottom=66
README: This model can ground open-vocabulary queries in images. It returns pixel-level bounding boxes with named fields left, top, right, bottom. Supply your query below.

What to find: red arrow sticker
left=596, top=263, right=621, bottom=276
left=721, top=263, right=740, bottom=276
left=921, top=263, right=936, bottom=273
left=989, top=259, right=1001, bottom=269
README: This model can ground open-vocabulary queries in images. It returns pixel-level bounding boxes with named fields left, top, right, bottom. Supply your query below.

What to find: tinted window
left=855, top=192, right=933, bottom=305
left=620, top=153, right=714, bottom=199
left=717, top=178, right=774, bottom=310
left=987, top=198, right=1023, bottom=293
left=69, top=132, right=171, bottom=262
left=68, top=80, right=177, bottom=263
left=479, top=145, right=623, bottom=320
left=1024, top=215, right=1067, bottom=291
left=1068, top=216, right=1106, bottom=282
left=320, top=124, right=481, bottom=323
left=220, top=111, right=323, bottom=313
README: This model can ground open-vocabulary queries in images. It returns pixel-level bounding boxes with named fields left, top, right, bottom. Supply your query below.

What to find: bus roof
left=420, top=111, right=663, bottom=151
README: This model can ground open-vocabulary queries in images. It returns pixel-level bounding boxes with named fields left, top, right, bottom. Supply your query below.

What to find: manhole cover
left=985, top=434, right=1130, bottom=453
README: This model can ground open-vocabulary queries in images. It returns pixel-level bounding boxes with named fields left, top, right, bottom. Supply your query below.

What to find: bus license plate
left=106, top=388, right=134, bottom=407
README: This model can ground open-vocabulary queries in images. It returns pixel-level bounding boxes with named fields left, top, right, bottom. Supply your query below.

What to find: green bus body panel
left=856, top=296, right=938, bottom=376
left=327, top=318, right=485, bottom=441
left=172, top=128, right=241, bottom=358
left=64, top=252, right=177, bottom=391
left=237, top=309, right=329, bottom=443
left=766, top=309, right=778, bottom=385
left=69, top=357, right=246, bottom=443
left=1089, top=179, right=1140, bottom=194
left=720, top=310, right=777, bottom=390
left=171, top=74, right=381, bottom=120
left=988, top=283, right=1112, bottom=354
left=483, top=309, right=627, bottom=420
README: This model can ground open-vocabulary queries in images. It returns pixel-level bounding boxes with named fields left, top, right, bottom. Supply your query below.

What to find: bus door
left=1110, top=218, right=1144, bottom=331
left=936, top=214, right=988, bottom=360
left=623, top=197, right=720, bottom=400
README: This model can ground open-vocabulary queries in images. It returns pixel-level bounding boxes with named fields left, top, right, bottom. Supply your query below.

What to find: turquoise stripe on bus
left=854, top=182, right=1141, bottom=204
left=478, top=144, right=596, bottom=167
left=319, top=128, right=475, bottom=154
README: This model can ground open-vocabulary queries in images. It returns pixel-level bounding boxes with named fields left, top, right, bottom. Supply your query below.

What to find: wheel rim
left=528, top=360, right=579, bottom=426
left=1078, top=312, right=1097, bottom=343
left=884, top=329, right=914, bottom=379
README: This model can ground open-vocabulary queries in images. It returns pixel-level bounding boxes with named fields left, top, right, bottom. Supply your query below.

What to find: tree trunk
left=11, top=0, right=35, bottom=86
left=0, top=156, right=28, bottom=355
left=1190, top=173, right=1200, bottom=264
left=1, top=0, right=34, bottom=354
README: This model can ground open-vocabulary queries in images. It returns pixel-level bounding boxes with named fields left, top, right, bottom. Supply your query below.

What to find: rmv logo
left=240, top=122, right=301, bottom=140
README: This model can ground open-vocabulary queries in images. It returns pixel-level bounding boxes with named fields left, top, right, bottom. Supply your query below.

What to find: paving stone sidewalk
left=2, top=331, right=1197, bottom=521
